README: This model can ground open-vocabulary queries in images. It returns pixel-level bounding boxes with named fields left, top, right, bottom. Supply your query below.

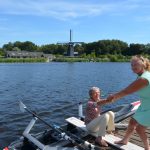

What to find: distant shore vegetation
left=53, top=54, right=131, bottom=62
left=0, top=58, right=47, bottom=63
left=0, top=40, right=150, bottom=62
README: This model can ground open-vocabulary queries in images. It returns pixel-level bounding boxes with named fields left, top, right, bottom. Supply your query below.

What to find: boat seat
left=65, top=117, right=127, bottom=133
left=66, top=117, right=86, bottom=130
left=66, top=117, right=144, bottom=150
left=66, top=117, right=98, bottom=136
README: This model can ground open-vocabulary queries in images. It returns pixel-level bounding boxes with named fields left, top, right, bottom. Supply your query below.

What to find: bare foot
left=114, top=139, right=128, bottom=145
left=95, top=138, right=108, bottom=147
left=107, top=130, right=115, bottom=135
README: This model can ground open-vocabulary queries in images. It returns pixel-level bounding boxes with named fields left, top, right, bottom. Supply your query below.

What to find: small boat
left=4, top=100, right=141, bottom=150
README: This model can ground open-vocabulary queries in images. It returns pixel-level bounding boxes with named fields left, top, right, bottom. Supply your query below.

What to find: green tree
left=21, top=41, right=38, bottom=51
left=0, top=48, right=5, bottom=56
left=12, top=47, right=21, bottom=51
left=145, top=43, right=150, bottom=54
left=74, top=44, right=85, bottom=55
left=128, top=44, right=145, bottom=55
left=3, top=42, right=14, bottom=51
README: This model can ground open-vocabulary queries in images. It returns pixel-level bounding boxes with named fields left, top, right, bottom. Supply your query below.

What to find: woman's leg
left=115, top=118, right=137, bottom=144
left=136, top=124, right=150, bottom=150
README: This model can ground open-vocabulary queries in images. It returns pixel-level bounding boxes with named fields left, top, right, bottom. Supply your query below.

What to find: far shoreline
left=0, top=56, right=131, bottom=63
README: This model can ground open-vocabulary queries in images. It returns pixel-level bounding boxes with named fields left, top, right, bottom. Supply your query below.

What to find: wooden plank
left=116, top=130, right=145, bottom=147
left=66, top=117, right=86, bottom=130
left=103, top=134, right=144, bottom=150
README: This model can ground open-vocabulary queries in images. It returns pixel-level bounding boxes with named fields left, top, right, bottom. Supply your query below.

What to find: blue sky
left=0, top=0, right=150, bottom=47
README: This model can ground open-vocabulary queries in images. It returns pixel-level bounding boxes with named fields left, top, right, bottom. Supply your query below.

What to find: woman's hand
left=97, top=95, right=115, bottom=105
left=106, top=94, right=115, bottom=103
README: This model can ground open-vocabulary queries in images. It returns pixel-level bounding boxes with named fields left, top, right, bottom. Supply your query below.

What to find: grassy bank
left=0, top=58, right=47, bottom=63
left=53, top=55, right=131, bottom=62
left=0, top=55, right=132, bottom=63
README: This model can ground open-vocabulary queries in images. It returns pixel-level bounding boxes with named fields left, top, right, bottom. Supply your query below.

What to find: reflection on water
left=0, top=62, right=138, bottom=148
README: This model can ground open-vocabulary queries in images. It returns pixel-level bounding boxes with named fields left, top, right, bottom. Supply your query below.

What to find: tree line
left=0, top=40, right=150, bottom=57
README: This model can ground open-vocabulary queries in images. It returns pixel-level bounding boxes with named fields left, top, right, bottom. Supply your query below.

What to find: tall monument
left=58, top=30, right=83, bottom=57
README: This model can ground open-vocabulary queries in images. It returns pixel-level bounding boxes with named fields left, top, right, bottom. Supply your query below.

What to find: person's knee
left=136, top=124, right=146, bottom=134
left=108, top=111, right=115, bottom=119
left=129, top=118, right=137, bottom=126
left=103, top=113, right=109, bottom=122
left=128, top=118, right=137, bottom=130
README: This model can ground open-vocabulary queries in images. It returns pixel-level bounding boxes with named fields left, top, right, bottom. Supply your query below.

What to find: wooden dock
left=112, top=117, right=150, bottom=149
left=66, top=116, right=150, bottom=149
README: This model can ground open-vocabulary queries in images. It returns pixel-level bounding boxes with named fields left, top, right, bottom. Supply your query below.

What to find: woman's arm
left=97, top=98, right=112, bottom=105
left=107, top=78, right=148, bottom=102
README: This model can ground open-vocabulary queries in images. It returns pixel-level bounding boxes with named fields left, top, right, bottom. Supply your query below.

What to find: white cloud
left=0, top=0, right=142, bottom=20
left=0, top=0, right=106, bottom=17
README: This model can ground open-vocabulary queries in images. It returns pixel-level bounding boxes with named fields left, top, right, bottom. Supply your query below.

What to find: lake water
left=0, top=62, right=139, bottom=148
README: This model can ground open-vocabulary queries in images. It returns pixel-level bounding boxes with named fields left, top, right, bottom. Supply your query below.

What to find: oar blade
left=19, top=101, right=27, bottom=113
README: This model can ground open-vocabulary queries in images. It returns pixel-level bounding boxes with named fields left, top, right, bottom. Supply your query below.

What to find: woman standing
left=107, top=55, right=150, bottom=150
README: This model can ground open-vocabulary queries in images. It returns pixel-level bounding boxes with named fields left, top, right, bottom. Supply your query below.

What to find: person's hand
left=107, top=94, right=115, bottom=103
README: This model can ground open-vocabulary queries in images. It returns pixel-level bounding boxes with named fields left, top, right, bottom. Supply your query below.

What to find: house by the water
left=5, top=51, right=55, bottom=61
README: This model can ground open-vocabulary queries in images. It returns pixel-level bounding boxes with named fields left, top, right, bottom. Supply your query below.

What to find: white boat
left=4, top=100, right=141, bottom=150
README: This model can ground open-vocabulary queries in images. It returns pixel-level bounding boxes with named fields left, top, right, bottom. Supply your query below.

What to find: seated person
left=85, top=87, right=115, bottom=147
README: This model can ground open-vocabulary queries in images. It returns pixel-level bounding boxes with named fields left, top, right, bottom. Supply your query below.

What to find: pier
left=87, top=117, right=150, bottom=149
left=66, top=116, right=150, bottom=149
left=114, top=117, right=150, bottom=148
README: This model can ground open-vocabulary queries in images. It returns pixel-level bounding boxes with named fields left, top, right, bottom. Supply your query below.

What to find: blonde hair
left=89, top=87, right=100, bottom=98
left=131, top=55, right=150, bottom=71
